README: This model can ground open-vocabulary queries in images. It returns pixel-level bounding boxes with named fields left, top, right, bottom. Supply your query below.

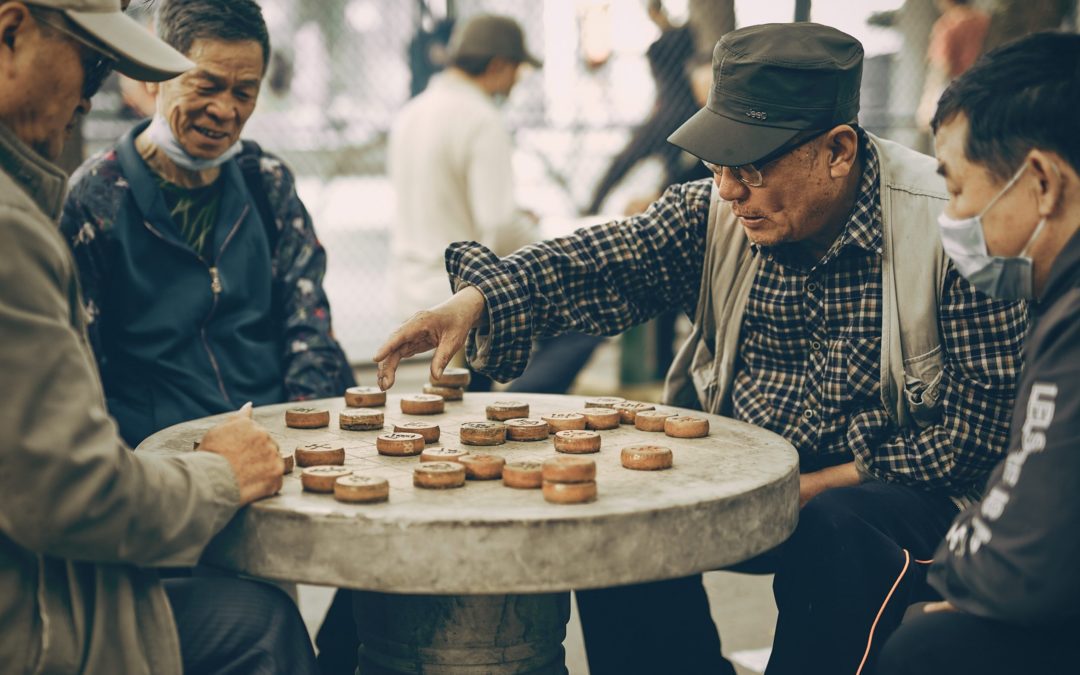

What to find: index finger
left=235, top=401, right=254, bottom=419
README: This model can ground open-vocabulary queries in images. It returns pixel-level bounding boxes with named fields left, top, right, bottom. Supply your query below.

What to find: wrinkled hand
left=198, top=402, right=283, bottom=505
left=373, top=287, right=487, bottom=390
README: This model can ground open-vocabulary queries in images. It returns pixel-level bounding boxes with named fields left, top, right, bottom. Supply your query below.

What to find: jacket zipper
left=142, top=204, right=250, bottom=406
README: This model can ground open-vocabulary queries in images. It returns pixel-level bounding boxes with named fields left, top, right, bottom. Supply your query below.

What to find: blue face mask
left=937, top=164, right=1048, bottom=301
left=145, top=114, right=243, bottom=172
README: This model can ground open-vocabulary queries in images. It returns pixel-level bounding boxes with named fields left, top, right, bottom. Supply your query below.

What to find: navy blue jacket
left=61, top=121, right=354, bottom=446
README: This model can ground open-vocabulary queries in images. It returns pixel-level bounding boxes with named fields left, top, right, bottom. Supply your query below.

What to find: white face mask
left=937, top=163, right=1048, bottom=301
left=145, top=114, right=243, bottom=172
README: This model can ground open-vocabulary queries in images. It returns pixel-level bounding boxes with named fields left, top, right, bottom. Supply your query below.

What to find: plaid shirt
left=448, top=135, right=1028, bottom=499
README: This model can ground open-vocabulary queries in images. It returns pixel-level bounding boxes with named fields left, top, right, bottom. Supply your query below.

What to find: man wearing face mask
left=877, top=31, right=1080, bottom=674
left=58, top=0, right=357, bottom=672
left=60, top=0, right=354, bottom=451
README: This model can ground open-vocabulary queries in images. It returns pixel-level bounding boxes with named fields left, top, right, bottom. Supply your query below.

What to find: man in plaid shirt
left=376, top=23, right=1026, bottom=675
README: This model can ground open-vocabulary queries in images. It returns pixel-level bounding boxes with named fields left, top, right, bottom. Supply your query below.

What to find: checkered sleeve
left=850, top=265, right=1028, bottom=498
left=445, top=179, right=713, bottom=382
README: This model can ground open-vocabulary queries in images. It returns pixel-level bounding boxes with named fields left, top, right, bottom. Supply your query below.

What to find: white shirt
left=388, top=70, right=538, bottom=320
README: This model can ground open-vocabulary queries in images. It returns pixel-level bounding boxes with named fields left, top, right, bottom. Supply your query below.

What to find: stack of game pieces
left=423, top=366, right=470, bottom=401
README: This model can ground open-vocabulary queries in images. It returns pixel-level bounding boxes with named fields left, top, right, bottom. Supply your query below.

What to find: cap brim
left=668, top=105, right=801, bottom=167
left=524, top=53, right=542, bottom=68
left=65, top=9, right=193, bottom=82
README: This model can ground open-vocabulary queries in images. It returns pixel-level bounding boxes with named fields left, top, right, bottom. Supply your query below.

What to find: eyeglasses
left=31, top=10, right=117, bottom=100
left=701, top=129, right=830, bottom=188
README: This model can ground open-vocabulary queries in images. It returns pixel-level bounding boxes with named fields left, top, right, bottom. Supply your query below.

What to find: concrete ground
left=297, top=350, right=778, bottom=674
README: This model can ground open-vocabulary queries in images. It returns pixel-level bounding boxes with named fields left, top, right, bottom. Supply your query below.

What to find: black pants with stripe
left=764, top=482, right=958, bottom=675
left=876, top=608, right=1080, bottom=674
left=165, top=577, right=319, bottom=675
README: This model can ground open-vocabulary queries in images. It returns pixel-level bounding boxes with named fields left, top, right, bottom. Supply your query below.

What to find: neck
left=799, top=155, right=865, bottom=261
left=135, top=129, right=221, bottom=188
left=449, top=66, right=501, bottom=98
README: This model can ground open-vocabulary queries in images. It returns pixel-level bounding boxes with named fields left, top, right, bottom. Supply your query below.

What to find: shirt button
left=803, top=409, right=815, bottom=419
left=811, top=340, right=822, bottom=351
left=806, top=282, right=818, bottom=292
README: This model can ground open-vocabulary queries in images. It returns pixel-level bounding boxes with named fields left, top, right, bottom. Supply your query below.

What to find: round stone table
left=139, top=392, right=798, bottom=674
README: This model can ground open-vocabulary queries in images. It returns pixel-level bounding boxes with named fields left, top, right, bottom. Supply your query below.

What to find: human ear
left=825, top=125, right=859, bottom=179
left=1027, top=150, right=1065, bottom=219
left=0, top=3, right=31, bottom=69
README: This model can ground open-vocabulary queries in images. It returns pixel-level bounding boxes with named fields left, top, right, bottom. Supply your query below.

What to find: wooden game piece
left=664, top=416, right=710, bottom=439
left=553, top=430, right=602, bottom=454
left=541, top=412, right=587, bottom=432
left=613, top=401, right=655, bottom=424
left=430, top=367, right=471, bottom=387
left=420, top=447, right=469, bottom=463
left=542, top=480, right=598, bottom=504
left=394, top=421, right=441, bottom=444
left=301, top=466, right=352, bottom=493
left=400, top=394, right=445, bottom=415
left=413, top=462, right=466, bottom=489
left=285, top=406, right=330, bottom=429
left=295, top=442, right=345, bottom=467
left=333, top=474, right=390, bottom=503
left=344, top=386, right=386, bottom=407
left=581, top=408, right=620, bottom=430
left=584, top=396, right=626, bottom=409
left=376, top=432, right=426, bottom=456
left=634, top=410, right=673, bottom=432
left=620, top=444, right=674, bottom=471
left=485, top=400, right=530, bottom=421
left=282, top=452, right=294, bottom=474
left=541, top=456, right=596, bottom=483
left=505, top=418, right=550, bottom=441
left=460, top=421, right=507, bottom=446
left=339, top=408, right=384, bottom=431
left=460, top=453, right=506, bottom=480
left=423, top=384, right=464, bottom=401
left=502, top=461, right=543, bottom=489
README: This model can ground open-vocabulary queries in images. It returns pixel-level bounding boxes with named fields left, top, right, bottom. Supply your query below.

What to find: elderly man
left=877, top=32, right=1080, bottom=674
left=0, top=1, right=317, bottom=674
left=374, top=23, right=1027, bottom=674
left=57, top=0, right=356, bottom=670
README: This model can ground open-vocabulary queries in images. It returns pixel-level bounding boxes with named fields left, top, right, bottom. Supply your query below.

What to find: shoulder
left=64, top=147, right=131, bottom=235
left=0, top=175, right=71, bottom=284
left=242, top=142, right=301, bottom=208
left=868, top=132, right=947, bottom=201
left=1031, top=290, right=1080, bottom=370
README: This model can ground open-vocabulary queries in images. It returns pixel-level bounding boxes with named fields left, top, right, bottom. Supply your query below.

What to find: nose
left=715, top=167, right=749, bottom=202
left=205, top=96, right=237, bottom=122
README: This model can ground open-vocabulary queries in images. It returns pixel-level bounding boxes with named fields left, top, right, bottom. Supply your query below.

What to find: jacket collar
left=1039, top=224, right=1080, bottom=307
left=0, top=121, right=68, bottom=221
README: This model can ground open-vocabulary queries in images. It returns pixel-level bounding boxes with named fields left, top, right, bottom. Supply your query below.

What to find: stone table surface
left=138, top=392, right=799, bottom=595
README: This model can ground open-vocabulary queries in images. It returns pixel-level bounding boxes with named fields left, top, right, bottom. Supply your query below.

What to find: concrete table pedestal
left=139, top=393, right=799, bottom=673
left=354, top=591, right=569, bottom=675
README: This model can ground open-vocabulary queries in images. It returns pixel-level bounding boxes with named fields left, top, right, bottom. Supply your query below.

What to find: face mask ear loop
left=977, top=162, right=1029, bottom=219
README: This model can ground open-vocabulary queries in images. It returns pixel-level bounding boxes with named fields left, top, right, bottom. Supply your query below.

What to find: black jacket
left=928, top=224, right=1080, bottom=625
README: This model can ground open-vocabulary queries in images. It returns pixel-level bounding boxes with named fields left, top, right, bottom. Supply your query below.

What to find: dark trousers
left=576, top=574, right=733, bottom=675
left=764, top=482, right=958, bottom=675
left=165, top=577, right=318, bottom=675
left=314, top=589, right=360, bottom=675
left=876, top=609, right=1080, bottom=674
left=575, top=482, right=958, bottom=675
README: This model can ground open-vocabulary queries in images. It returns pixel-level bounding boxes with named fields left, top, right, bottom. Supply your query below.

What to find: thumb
left=236, top=401, right=254, bottom=419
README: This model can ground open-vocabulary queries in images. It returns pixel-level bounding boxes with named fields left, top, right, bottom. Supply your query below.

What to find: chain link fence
left=78, top=0, right=1077, bottom=368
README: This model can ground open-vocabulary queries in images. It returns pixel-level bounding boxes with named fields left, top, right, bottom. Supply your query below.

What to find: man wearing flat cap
left=374, top=22, right=1026, bottom=674
left=0, top=1, right=318, bottom=673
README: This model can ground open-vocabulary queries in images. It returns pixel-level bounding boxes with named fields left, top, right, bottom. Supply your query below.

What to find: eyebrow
left=190, top=71, right=261, bottom=88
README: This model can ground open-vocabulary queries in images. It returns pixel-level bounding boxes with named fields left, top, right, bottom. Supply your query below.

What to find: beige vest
left=663, top=134, right=950, bottom=432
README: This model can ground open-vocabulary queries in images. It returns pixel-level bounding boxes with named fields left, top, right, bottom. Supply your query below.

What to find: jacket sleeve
left=445, top=179, right=712, bottom=382
left=928, top=292, right=1080, bottom=625
left=263, top=156, right=356, bottom=399
left=0, top=202, right=241, bottom=566
left=57, top=180, right=109, bottom=382
left=851, top=266, right=1028, bottom=497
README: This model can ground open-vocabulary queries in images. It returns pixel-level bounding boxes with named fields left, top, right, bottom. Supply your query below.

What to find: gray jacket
left=0, top=123, right=241, bottom=674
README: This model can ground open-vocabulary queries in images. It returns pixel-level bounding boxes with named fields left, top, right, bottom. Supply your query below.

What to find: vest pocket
left=902, top=344, right=945, bottom=427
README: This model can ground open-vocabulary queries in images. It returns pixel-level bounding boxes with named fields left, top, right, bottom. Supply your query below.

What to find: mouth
left=193, top=124, right=229, bottom=142
left=736, top=213, right=767, bottom=227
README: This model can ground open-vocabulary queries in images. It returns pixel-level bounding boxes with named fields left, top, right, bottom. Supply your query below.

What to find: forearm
left=800, top=461, right=860, bottom=506
left=447, top=181, right=711, bottom=381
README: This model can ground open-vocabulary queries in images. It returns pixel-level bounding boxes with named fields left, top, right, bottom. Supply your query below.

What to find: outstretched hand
left=373, top=286, right=487, bottom=390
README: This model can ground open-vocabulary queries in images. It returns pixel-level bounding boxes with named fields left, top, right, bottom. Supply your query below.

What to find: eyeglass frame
left=27, top=5, right=117, bottom=100
left=701, top=128, right=833, bottom=188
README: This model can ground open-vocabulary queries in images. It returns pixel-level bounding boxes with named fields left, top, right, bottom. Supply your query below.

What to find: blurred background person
left=915, top=0, right=988, bottom=132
